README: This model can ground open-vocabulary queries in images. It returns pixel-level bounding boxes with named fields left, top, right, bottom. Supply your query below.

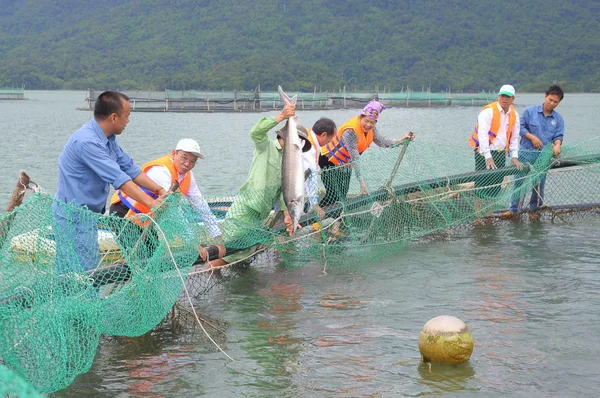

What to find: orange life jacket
left=110, top=155, right=191, bottom=218
left=320, top=116, right=374, bottom=165
left=468, top=101, right=516, bottom=154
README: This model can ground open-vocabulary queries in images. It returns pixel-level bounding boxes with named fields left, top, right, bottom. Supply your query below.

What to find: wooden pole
left=6, top=171, right=30, bottom=212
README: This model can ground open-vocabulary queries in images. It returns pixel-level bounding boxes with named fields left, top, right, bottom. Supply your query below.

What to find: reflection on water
left=229, top=271, right=306, bottom=392
left=301, top=287, right=383, bottom=397
left=417, top=362, right=477, bottom=394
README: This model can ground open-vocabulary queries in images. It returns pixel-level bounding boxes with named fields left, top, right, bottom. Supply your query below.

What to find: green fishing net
left=0, top=194, right=208, bottom=392
left=0, top=363, right=43, bottom=398
left=2, top=137, right=600, bottom=393
left=272, top=138, right=600, bottom=268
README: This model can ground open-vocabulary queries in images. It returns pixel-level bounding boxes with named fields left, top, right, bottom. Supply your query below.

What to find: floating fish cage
left=0, top=87, right=26, bottom=100
left=78, top=88, right=494, bottom=113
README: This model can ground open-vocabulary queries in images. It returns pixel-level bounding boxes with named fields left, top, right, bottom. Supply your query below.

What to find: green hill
left=0, top=0, right=598, bottom=92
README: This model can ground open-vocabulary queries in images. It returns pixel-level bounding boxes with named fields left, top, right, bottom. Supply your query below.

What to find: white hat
left=498, top=85, right=516, bottom=97
left=176, top=138, right=205, bottom=159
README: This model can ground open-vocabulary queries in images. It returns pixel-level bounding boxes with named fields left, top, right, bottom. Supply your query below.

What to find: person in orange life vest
left=318, top=100, right=414, bottom=209
left=302, top=117, right=337, bottom=220
left=468, top=84, right=523, bottom=199
left=109, top=138, right=222, bottom=241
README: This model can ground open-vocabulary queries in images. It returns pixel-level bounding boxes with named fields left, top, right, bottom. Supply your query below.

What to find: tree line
left=0, top=0, right=598, bottom=92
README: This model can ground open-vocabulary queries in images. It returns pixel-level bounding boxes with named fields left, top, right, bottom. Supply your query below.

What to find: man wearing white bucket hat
left=110, top=138, right=221, bottom=240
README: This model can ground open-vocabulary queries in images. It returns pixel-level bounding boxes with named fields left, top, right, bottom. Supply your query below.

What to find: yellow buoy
left=418, top=315, right=473, bottom=364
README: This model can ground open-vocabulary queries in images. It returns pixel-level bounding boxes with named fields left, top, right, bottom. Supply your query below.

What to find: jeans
left=52, top=203, right=100, bottom=275
left=509, top=151, right=545, bottom=213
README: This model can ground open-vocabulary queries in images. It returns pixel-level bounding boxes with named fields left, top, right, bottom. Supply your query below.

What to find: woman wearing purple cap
left=318, top=100, right=414, bottom=210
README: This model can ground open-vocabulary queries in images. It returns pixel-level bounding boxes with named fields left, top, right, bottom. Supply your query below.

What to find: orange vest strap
left=468, top=101, right=516, bottom=154
left=322, top=116, right=374, bottom=165
left=112, top=154, right=192, bottom=218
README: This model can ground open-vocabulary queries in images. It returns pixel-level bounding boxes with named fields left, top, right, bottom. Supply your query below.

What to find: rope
left=139, top=211, right=235, bottom=361
left=321, top=242, right=328, bottom=275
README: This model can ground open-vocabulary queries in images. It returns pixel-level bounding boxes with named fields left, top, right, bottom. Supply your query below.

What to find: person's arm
left=283, top=209, right=294, bottom=236
left=552, top=115, right=565, bottom=157
left=476, top=108, right=493, bottom=159
left=372, top=126, right=415, bottom=147
left=118, top=179, right=164, bottom=209
left=186, top=175, right=222, bottom=238
left=342, top=129, right=361, bottom=174
left=372, top=126, right=396, bottom=147
left=508, top=112, right=524, bottom=170
left=302, top=149, right=319, bottom=208
left=520, top=108, right=543, bottom=149
left=132, top=172, right=167, bottom=196
left=250, top=104, right=295, bottom=150
left=250, top=117, right=278, bottom=151
left=341, top=129, right=370, bottom=194
left=508, top=113, right=520, bottom=159
left=113, top=143, right=143, bottom=181
left=305, top=170, right=319, bottom=207
left=79, top=140, right=137, bottom=191
left=303, top=169, right=325, bottom=217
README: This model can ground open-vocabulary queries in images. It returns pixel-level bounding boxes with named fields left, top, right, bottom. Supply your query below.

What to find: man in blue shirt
left=54, top=91, right=166, bottom=274
left=501, top=85, right=565, bottom=220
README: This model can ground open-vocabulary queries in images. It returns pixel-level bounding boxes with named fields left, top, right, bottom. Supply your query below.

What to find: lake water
left=1, top=91, right=600, bottom=397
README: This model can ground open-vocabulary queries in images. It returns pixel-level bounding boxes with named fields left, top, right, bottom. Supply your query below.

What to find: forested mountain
left=0, top=0, right=598, bottom=92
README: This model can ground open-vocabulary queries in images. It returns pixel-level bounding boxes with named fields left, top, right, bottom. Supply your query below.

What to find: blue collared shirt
left=55, top=118, right=141, bottom=213
left=519, top=104, right=565, bottom=150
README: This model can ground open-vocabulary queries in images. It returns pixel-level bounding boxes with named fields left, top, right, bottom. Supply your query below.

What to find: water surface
left=1, top=91, right=599, bottom=397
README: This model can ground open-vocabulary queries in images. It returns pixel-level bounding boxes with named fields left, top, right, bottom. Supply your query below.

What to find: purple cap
left=361, top=100, right=386, bottom=120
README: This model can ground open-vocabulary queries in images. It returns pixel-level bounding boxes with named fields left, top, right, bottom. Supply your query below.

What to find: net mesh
left=1, top=137, right=600, bottom=393
left=0, top=194, right=209, bottom=393
left=0, top=363, right=42, bottom=398
left=273, top=137, right=600, bottom=268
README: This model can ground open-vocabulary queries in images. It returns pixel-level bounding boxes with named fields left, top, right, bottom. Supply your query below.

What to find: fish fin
left=278, top=85, right=297, bottom=106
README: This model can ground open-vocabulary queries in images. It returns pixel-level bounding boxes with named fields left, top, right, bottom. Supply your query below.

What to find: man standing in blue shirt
left=501, top=85, right=565, bottom=220
left=54, top=91, right=166, bottom=274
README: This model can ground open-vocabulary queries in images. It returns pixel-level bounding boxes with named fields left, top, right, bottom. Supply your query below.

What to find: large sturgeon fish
left=278, top=85, right=304, bottom=234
